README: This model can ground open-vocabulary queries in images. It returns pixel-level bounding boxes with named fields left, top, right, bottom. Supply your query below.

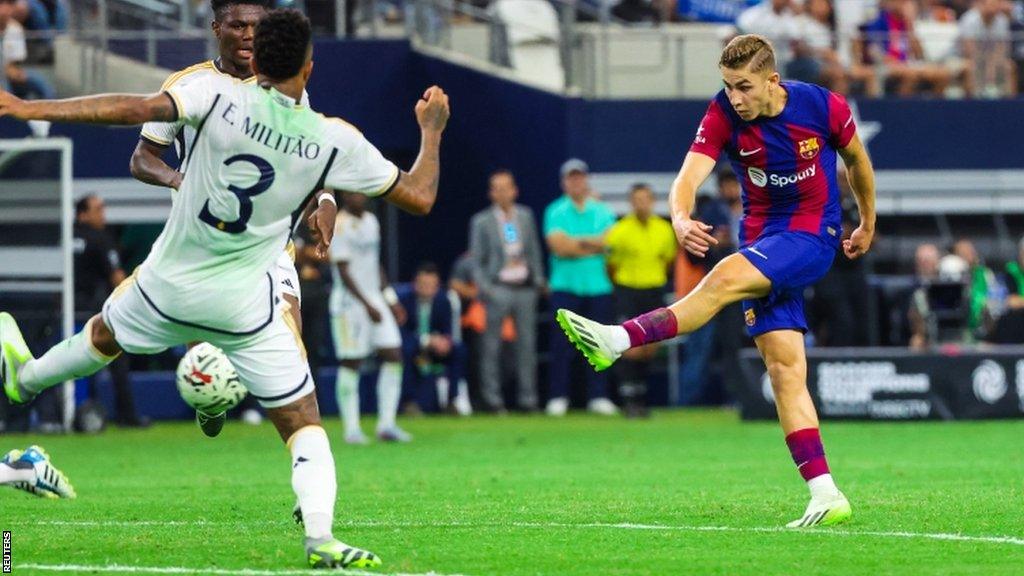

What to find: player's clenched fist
left=415, top=86, right=450, bottom=133
left=843, top=224, right=874, bottom=259
left=672, top=217, right=718, bottom=258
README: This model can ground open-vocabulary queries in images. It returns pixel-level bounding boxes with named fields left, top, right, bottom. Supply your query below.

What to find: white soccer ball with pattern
left=175, top=343, right=246, bottom=414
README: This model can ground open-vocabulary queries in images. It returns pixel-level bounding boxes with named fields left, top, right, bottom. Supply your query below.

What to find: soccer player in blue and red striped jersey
left=556, top=34, right=876, bottom=528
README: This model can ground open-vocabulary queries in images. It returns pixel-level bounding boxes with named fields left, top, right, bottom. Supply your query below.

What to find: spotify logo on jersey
left=747, top=167, right=767, bottom=187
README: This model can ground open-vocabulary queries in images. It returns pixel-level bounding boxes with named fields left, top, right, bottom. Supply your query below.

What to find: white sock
left=289, top=426, right=336, bottom=540
left=335, top=367, right=362, bottom=437
left=807, top=474, right=841, bottom=499
left=0, top=462, right=34, bottom=485
left=609, top=325, right=631, bottom=354
left=376, top=362, right=402, bottom=431
left=20, top=321, right=117, bottom=394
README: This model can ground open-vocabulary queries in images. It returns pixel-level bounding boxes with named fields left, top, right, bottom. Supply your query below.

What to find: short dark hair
left=490, top=168, right=515, bottom=180
left=75, top=194, right=98, bottom=217
left=416, top=262, right=440, bottom=277
left=211, top=0, right=271, bottom=21
left=629, top=182, right=653, bottom=195
left=253, top=9, right=312, bottom=81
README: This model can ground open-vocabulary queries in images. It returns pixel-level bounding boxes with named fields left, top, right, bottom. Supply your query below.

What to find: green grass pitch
left=3, top=410, right=1023, bottom=575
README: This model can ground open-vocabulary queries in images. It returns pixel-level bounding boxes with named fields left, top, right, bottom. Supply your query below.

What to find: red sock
left=621, top=307, right=678, bottom=348
left=785, top=428, right=830, bottom=481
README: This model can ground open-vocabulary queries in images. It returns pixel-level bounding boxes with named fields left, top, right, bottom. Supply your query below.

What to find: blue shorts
left=738, top=232, right=837, bottom=338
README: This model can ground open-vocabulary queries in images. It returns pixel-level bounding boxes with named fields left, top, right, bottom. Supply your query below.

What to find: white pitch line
left=18, top=564, right=466, bottom=576
left=11, top=519, right=1024, bottom=548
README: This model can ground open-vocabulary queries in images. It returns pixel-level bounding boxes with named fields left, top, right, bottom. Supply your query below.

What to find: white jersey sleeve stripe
left=180, top=94, right=222, bottom=175
left=140, top=131, right=173, bottom=146
left=371, top=166, right=401, bottom=198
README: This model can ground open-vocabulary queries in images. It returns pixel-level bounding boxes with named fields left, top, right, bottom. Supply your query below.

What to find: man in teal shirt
left=543, top=159, right=619, bottom=416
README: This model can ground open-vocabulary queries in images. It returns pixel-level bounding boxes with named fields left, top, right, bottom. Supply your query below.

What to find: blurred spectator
left=22, top=0, right=67, bottom=62
left=448, top=252, right=483, bottom=409
left=989, top=235, right=1024, bottom=342
left=612, top=0, right=662, bottom=24
left=958, top=0, right=1017, bottom=97
left=920, top=0, right=958, bottom=22
left=736, top=1, right=812, bottom=80
left=469, top=169, right=546, bottom=413
left=543, top=159, right=618, bottom=416
left=907, top=242, right=942, bottom=349
left=0, top=0, right=55, bottom=99
left=73, top=194, right=149, bottom=428
left=678, top=173, right=735, bottom=405
left=953, top=239, right=993, bottom=338
left=1011, top=0, right=1024, bottom=94
left=1004, top=236, right=1024, bottom=310
left=796, top=0, right=881, bottom=95
left=860, top=0, right=968, bottom=96
left=605, top=183, right=675, bottom=417
left=399, top=263, right=460, bottom=413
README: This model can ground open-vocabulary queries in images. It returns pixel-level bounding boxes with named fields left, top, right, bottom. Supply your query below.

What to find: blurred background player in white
left=128, top=0, right=336, bottom=436
left=0, top=8, right=449, bottom=568
left=1, top=445, right=76, bottom=498
left=330, top=192, right=410, bottom=444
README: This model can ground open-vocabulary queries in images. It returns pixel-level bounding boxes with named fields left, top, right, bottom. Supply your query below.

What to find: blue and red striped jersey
left=689, top=81, right=856, bottom=248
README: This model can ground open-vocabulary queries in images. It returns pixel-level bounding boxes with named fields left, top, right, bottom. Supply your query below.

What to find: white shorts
left=273, top=249, right=301, bottom=304
left=330, top=295, right=402, bottom=360
left=102, top=274, right=314, bottom=408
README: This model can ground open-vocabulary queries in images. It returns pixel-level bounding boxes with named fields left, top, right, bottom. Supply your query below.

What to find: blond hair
left=719, top=34, right=776, bottom=73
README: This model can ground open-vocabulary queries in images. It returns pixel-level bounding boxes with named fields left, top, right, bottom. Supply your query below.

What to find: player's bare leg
left=756, top=330, right=851, bottom=527
left=266, top=392, right=381, bottom=569
left=3, top=312, right=119, bottom=405
left=556, top=253, right=767, bottom=371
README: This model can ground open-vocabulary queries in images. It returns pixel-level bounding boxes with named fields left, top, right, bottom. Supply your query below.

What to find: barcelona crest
left=798, top=137, right=820, bottom=160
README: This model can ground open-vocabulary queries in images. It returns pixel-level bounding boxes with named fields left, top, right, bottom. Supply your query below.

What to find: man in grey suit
left=469, top=169, right=546, bottom=412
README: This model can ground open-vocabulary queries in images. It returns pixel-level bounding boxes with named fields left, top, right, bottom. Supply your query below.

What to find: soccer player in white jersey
left=330, top=192, right=409, bottom=444
left=0, top=9, right=449, bottom=568
left=129, top=0, right=332, bottom=437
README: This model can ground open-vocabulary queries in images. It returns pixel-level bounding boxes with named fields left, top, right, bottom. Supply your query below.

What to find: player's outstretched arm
left=129, top=139, right=183, bottom=190
left=385, top=86, right=450, bottom=216
left=669, top=151, right=719, bottom=257
left=0, top=90, right=176, bottom=125
left=837, top=133, right=876, bottom=259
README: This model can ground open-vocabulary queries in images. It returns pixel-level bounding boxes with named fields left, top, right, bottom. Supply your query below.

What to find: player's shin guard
left=335, top=367, right=362, bottom=437
left=377, top=362, right=402, bottom=431
left=289, top=426, right=336, bottom=540
left=19, top=319, right=117, bottom=394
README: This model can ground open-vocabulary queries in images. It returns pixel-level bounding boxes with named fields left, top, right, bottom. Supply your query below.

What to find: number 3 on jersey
left=199, top=154, right=275, bottom=234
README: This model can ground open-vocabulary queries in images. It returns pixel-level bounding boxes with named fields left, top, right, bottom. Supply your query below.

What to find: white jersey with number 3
left=136, top=76, right=399, bottom=336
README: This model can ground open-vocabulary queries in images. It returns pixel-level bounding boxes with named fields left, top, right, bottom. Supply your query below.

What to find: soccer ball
left=175, top=343, right=246, bottom=414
